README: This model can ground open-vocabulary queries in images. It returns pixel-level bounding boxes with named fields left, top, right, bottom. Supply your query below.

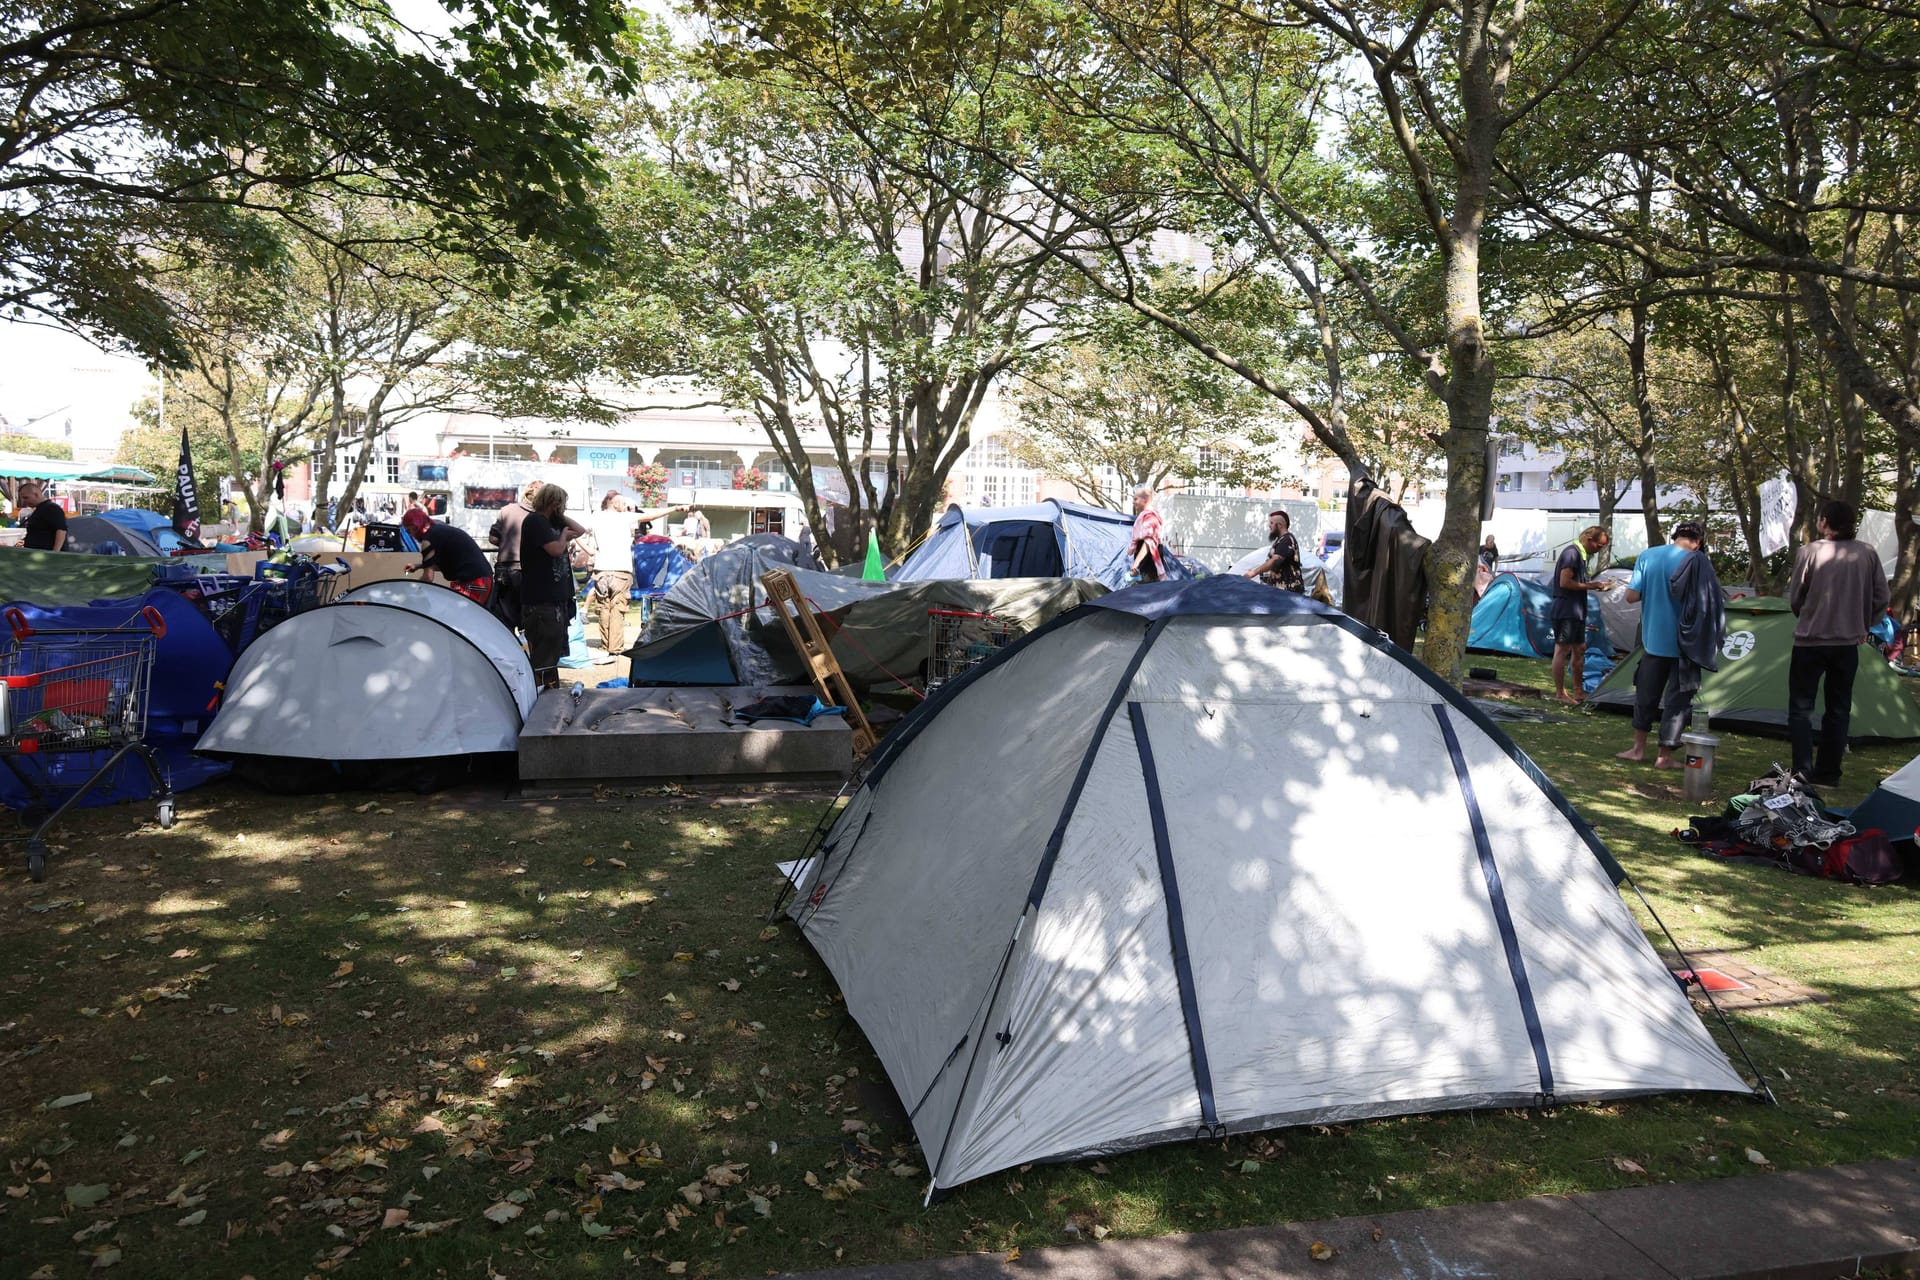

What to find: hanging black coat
left=1342, top=477, right=1431, bottom=650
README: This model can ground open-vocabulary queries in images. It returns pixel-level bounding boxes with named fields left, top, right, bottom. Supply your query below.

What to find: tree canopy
left=1, top=0, right=638, bottom=361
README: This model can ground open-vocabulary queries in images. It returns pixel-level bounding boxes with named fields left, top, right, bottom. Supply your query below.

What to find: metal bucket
left=1681, top=731, right=1720, bottom=805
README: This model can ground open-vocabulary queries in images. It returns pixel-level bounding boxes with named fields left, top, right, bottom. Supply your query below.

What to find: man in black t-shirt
left=18, top=481, right=67, bottom=551
left=403, top=510, right=495, bottom=606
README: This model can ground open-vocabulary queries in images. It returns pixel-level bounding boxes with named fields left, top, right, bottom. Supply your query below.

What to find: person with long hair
left=520, top=483, right=584, bottom=686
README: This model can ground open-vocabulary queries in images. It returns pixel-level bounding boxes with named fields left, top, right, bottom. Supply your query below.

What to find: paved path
left=787, top=1157, right=1920, bottom=1280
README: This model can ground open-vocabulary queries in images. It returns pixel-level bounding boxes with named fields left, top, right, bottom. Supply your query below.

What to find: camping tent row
left=1468, top=573, right=1619, bottom=659
left=1590, top=597, right=1920, bottom=741
left=196, top=580, right=536, bottom=789
left=784, top=576, right=1754, bottom=1193
left=895, top=500, right=1199, bottom=589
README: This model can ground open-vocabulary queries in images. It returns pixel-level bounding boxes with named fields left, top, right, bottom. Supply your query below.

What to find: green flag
left=862, top=530, right=886, bottom=581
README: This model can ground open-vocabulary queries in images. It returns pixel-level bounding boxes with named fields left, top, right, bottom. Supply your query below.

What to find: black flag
left=172, top=427, right=201, bottom=541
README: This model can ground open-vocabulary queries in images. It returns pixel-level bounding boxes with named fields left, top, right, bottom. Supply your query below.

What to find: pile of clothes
left=1675, top=764, right=1905, bottom=885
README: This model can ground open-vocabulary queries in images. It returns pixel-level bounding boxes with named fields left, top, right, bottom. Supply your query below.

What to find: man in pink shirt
left=1787, top=500, right=1890, bottom=787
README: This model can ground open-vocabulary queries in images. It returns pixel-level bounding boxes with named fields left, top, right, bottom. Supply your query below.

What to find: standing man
left=587, top=492, right=640, bottom=661
left=1243, top=508, right=1305, bottom=592
left=1617, top=521, right=1709, bottom=769
left=1787, top=500, right=1889, bottom=787
left=18, top=481, right=67, bottom=551
left=487, top=480, right=541, bottom=629
left=1549, top=525, right=1612, bottom=704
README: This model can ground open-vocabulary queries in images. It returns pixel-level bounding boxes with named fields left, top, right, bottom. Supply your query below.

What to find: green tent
left=0, top=549, right=166, bottom=606
left=1589, top=597, right=1920, bottom=740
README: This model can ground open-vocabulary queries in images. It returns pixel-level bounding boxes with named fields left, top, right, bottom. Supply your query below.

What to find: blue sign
left=583, top=448, right=627, bottom=474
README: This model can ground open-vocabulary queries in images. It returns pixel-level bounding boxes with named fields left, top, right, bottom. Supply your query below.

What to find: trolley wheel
left=156, top=801, right=175, bottom=831
left=26, top=840, right=46, bottom=883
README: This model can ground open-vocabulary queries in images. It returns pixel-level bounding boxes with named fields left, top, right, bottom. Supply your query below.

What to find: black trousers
left=1787, top=644, right=1858, bottom=781
left=1631, top=652, right=1693, bottom=748
left=491, top=567, right=523, bottom=630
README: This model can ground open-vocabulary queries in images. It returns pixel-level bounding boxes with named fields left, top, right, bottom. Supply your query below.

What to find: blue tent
left=1469, top=573, right=1555, bottom=657
left=1469, top=572, right=1611, bottom=660
left=0, top=588, right=233, bottom=809
left=100, top=507, right=203, bottom=555
left=895, top=501, right=1194, bottom=590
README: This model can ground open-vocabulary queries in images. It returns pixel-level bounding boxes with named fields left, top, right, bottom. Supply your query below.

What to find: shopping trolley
left=0, top=606, right=174, bottom=882
left=926, top=608, right=1021, bottom=692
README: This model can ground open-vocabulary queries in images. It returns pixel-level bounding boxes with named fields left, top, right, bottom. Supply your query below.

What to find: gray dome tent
left=197, top=588, right=534, bottom=790
left=784, top=577, right=1755, bottom=1193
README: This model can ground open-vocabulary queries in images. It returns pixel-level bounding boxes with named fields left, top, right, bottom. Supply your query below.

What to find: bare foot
left=1616, top=748, right=1646, bottom=762
left=1653, top=757, right=1685, bottom=771
left=1555, top=693, right=1582, bottom=705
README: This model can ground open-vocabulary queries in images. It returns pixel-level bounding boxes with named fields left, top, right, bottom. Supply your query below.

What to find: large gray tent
left=785, top=577, right=1753, bottom=1192
left=197, top=583, right=534, bottom=766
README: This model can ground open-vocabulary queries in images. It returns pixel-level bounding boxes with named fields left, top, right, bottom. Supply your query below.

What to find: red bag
left=1813, top=829, right=1904, bottom=885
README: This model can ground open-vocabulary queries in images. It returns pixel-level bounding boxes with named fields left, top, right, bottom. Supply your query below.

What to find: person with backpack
left=1787, top=500, right=1889, bottom=787
left=1616, top=521, right=1714, bottom=769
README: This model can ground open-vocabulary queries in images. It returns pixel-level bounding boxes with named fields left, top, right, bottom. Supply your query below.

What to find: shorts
left=451, top=576, right=493, bottom=607
left=1552, top=616, right=1586, bottom=647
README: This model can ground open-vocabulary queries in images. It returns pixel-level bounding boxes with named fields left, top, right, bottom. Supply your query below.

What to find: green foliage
left=0, top=433, right=72, bottom=461
left=1, top=0, right=639, bottom=361
left=1007, top=308, right=1287, bottom=505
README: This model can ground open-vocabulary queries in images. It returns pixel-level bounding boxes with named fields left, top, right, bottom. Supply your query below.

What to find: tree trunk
left=1627, top=295, right=1663, bottom=547
left=1894, top=437, right=1920, bottom=624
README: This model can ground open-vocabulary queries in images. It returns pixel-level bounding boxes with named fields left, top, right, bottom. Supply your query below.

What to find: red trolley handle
left=4, top=605, right=166, bottom=639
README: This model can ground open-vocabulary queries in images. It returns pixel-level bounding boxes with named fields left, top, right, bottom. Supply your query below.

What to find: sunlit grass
left=1, top=663, right=1918, bottom=1277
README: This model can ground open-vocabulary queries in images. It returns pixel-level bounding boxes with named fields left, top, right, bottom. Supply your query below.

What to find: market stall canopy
left=76, top=465, right=156, bottom=484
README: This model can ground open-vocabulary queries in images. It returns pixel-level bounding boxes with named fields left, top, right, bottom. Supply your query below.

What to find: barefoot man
left=1550, top=525, right=1612, bottom=704
left=1617, top=521, right=1707, bottom=769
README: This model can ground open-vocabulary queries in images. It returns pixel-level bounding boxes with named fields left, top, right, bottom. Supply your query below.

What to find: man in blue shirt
left=1550, top=525, right=1612, bottom=703
left=1616, top=521, right=1705, bottom=767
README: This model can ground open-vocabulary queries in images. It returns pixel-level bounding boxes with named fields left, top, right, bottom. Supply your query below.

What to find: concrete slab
left=1570, top=1157, right=1920, bottom=1280
left=784, top=1195, right=1671, bottom=1280
left=781, top=1158, right=1920, bottom=1280
left=517, top=685, right=851, bottom=786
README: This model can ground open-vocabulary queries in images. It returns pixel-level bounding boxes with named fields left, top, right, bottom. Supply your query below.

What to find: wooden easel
left=759, top=569, right=878, bottom=756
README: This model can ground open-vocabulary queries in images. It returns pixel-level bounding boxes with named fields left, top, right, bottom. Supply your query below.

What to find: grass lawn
left=3, top=654, right=1920, bottom=1279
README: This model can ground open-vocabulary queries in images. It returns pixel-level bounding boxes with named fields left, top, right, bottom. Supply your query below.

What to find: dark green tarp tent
left=1589, top=597, right=1920, bottom=740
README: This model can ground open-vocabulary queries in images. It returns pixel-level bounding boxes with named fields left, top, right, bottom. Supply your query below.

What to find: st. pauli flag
left=172, top=427, right=201, bottom=540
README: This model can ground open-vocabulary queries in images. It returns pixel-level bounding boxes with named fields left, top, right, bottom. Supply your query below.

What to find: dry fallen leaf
left=262, top=1162, right=296, bottom=1179
left=1746, top=1148, right=1771, bottom=1166
left=382, top=1208, right=410, bottom=1229
left=1612, top=1157, right=1646, bottom=1175
left=331, top=961, right=353, bottom=979
left=1309, top=1241, right=1337, bottom=1262
left=176, top=1209, right=207, bottom=1227
left=1004, top=1248, right=1020, bottom=1263
left=483, top=1201, right=523, bottom=1225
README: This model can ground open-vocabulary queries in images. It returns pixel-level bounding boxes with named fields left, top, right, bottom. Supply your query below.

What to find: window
left=1512, top=472, right=1525, bottom=492
left=1497, top=473, right=1512, bottom=492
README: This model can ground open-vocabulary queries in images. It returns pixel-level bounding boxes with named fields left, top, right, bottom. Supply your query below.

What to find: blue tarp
left=631, top=538, right=694, bottom=601
left=895, top=501, right=1194, bottom=590
left=0, top=588, right=233, bottom=809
